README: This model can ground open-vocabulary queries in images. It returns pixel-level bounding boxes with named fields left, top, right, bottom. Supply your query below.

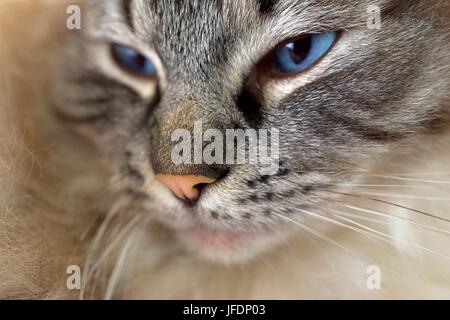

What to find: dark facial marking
left=257, top=175, right=270, bottom=183
left=126, top=188, right=150, bottom=200
left=263, top=192, right=274, bottom=201
left=257, top=0, right=277, bottom=15
left=324, top=112, right=404, bottom=142
left=280, top=189, right=295, bottom=198
left=242, top=212, right=252, bottom=219
left=246, top=179, right=256, bottom=188
left=140, top=87, right=161, bottom=129
left=74, top=96, right=116, bottom=106
left=210, top=211, right=219, bottom=219
left=223, top=213, right=231, bottom=220
left=125, top=151, right=145, bottom=183
left=53, top=105, right=111, bottom=123
left=237, top=197, right=247, bottom=204
left=75, top=72, right=141, bottom=101
left=276, top=168, right=290, bottom=177
left=125, top=163, right=145, bottom=183
left=235, top=87, right=264, bottom=126
left=122, top=0, right=134, bottom=30
left=302, top=185, right=314, bottom=194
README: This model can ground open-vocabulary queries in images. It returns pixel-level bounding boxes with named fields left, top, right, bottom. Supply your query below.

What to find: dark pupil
left=134, top=54, right=146, bottom=68
left=289, top=37, right=312, bottom=64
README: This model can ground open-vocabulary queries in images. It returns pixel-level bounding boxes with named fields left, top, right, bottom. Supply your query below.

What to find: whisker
left=363, top=174, right=450, bottom=185
left=104, top=223, right=146, bottom=300
left=331, top=210, right=396, bottom=226
left=369, top=172, right=450, bottom=177
left=333, top=184, right=435, bottom=189
left=271, top=212, right=349, bottom=253
left=342, top=191, right=450, bottom=201
left=333, top=214, right=450, bottom=261
left=338, top=203, right=450, bottom=236
left=80, top=196, right=138, bottom=299
left=296, top=208, right=398, bottom=248
left=84, top=213, right=142, bottom=289
left=274, top=210, right=404, bottom=278
left=324, top=190, right=450, bottom=224
left=332, top=209, right=450, bottom=248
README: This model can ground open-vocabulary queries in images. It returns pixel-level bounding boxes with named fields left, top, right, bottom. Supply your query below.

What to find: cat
left=1, top=0, right=450, bottom=299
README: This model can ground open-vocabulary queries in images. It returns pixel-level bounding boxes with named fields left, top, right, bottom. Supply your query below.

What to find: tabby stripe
left=321, top=111, right=404, bottom=142
left=122, top=0, right=134, bottom=30
left=53, top=107, right=111, bottom=123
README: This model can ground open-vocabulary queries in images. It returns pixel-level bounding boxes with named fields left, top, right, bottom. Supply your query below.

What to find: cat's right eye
left=111, top=44, right=157, bottom=79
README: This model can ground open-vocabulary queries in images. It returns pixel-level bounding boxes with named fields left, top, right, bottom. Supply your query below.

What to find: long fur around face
left=0, top=0, right=107, bottom=299
left=1, top=0, right=450, bottom=299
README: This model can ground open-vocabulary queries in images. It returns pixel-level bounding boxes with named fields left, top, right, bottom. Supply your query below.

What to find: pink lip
left=188, top=224, right=251, bottom=249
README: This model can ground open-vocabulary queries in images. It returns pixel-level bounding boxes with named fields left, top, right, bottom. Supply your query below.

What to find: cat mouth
left=153, top=202, right=269, bottom=259
left=153, top=203, right=288, bottom=262
left=180, top=224, right=256, bottom=250
left=173, top=219, right=289, bottom=264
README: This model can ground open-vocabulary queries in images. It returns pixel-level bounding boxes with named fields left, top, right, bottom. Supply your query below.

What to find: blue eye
left=111, top=44, right=157, bottom=77
left=270, top=32, right=337, bottom=74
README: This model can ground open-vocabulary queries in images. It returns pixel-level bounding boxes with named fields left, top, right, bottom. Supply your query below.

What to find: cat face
left=54, top=0, right=450, bottom=262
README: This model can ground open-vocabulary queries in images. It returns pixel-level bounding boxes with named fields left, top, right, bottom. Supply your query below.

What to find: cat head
left=54, top=0, right=450, bottom=263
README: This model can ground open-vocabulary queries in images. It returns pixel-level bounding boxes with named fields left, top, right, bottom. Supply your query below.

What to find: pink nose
left=156, top=174, right=216, bottom=205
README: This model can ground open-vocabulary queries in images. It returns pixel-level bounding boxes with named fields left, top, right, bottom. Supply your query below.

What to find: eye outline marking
left=256, top=31, right=341, bottom=82
left=110, top=43, right=158, bottom=80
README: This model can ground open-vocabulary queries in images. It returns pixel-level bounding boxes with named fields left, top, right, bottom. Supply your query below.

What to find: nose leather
left=156, top=174, right=216, bottom=204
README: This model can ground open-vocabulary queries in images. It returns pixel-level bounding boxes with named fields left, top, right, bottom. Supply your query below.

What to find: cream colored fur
left=0, top=0, right=108, bottom=299
left=1, top=0, right=449, bottom=299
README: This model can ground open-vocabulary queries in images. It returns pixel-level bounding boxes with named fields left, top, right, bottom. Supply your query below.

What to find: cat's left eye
left=111, top=44, right=157, bottom=78
left=260, top=31, right=338, bottom=78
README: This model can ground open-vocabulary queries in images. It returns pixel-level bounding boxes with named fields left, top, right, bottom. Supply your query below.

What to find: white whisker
left=80, top=197, right=139, bottom=300
left=275, top=210, right=403, bottom=278
left=335, top=184, right=434, bottom=189
left=365, top=174, right=450, bottom=185
left=340, top=204, right=450, bottom=235
left=323, top=190, right=450, bottom=223
left=297, top=208, right=398, bottom=248
left=104, top=224, right=144, bottom=300
left=334, top=214, right=450, bottom=261
left=364, top=172, right=450, bottom=177
left=272, top=212, right=349, bottom=253
left=87, top=214, right=142, bottom=280
left=348, top=191, right=450, bottom=201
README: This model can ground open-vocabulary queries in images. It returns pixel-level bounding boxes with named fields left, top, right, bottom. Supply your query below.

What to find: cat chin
left=175, top=224, right=296, bottom=265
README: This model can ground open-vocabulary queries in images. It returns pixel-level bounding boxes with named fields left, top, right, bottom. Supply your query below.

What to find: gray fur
left=53, top=0, right=450, bottom=255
